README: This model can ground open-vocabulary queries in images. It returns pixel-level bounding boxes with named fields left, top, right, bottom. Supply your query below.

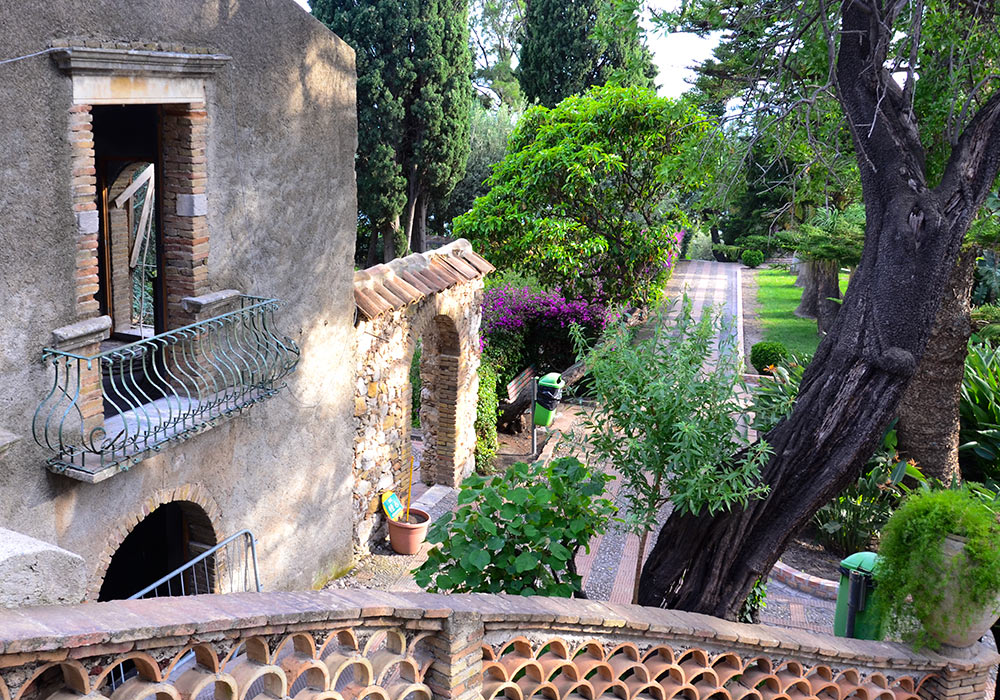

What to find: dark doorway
left=98, top=501, right=216, bottom=601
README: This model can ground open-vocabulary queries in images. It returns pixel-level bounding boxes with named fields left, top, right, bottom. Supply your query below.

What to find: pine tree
left=313, top=0, right=473, bottom=260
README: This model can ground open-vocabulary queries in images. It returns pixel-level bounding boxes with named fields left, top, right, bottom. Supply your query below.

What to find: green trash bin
left=833, top=551, right=882, bottom=640
left=533, top=372, right=565, bottom=427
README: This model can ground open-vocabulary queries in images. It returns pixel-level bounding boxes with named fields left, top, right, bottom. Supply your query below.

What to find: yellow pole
left=406, top=453, right=414, bottom=522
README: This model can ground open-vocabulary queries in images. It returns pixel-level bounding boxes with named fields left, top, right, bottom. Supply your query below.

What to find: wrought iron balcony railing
left=34, top=296, right=299, bottom=481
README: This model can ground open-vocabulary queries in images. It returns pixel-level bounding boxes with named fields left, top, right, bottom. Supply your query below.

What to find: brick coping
left=772, top=559, right=840, bottom=601
left=0, top=590, right=995, bottom=675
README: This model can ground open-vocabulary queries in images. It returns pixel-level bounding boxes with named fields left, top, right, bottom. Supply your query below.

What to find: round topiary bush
left=741, top=249, right=765, bottom=268
left=750, top=341, right=788, bottom=374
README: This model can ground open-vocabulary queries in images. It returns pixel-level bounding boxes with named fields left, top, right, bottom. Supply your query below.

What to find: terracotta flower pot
left=920, top=535, right=1000, bottom=648
left=387, top=508, right=430, bottom=555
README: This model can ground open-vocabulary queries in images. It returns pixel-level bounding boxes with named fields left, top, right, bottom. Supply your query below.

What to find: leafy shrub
left=574, top=296, right=771, bottom=527
left=475, top=360, right=500, bottom=473
left=959, top=340, right=1000, bottom=481
left=481, top=283, right=607, bottom=386
left=741, top=249, right=765, bottom=268
left=686, top=229, right=715, bottom=260
left=875, top=487, right=1000, bottom=648
left=750, top=359, right=806, bottom=433
left=972, top=250, right=1000, bottom=306
left=750, top=341, right=788, bottom=374
left=812, top=427, right=921, bottom=556
left=413, top=457, right=616, bottom=596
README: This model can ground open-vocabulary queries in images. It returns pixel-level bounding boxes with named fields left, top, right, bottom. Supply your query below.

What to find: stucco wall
left=0, top=0, right=358, bottom=594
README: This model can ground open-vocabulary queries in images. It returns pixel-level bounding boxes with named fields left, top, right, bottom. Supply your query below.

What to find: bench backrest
left=504, top=366, right=536, bottom=403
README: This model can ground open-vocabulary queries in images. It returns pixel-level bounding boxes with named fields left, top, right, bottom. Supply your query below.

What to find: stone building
left=0, top=0, right=359, bottom=602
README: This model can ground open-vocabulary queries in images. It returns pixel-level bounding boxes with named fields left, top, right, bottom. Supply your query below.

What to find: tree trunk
left=366, top=224, right=380, bottom=268
left=794, top=259, right=820, bottom=319
left=793, top=255, right=805, bottom=287
left=382, top=217, right=400, bottom=263
left=710, top=225, right=726, bottom=262
left=412, top=193, right=429, bottom=253
left=814, top=259, right=842, bottom=335
left=896, top=249, right=976, bottom=483
left=636, top=0, right=1000, bottom=613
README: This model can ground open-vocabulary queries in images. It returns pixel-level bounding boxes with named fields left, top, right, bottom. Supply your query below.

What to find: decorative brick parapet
left=0, top=592, right=995, bottom=700
left=772, top=560, right=839, bottom=601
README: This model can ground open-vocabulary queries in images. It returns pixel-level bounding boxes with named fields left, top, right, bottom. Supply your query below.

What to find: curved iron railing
left=33, top=296, right=299, bottom=479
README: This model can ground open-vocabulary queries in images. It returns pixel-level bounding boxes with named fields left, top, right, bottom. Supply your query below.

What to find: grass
left=754, top=266, right=850, bottom=358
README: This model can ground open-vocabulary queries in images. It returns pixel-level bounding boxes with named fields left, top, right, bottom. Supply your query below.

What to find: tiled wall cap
left=50, top=315, right=111, bottom=352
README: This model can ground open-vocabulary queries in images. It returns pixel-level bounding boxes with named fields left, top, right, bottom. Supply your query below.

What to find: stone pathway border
left=772, top=560, right=839, bottom=601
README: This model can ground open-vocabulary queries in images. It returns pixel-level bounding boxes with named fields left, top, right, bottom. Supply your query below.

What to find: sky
left=291, top=0, right=719, bottom=99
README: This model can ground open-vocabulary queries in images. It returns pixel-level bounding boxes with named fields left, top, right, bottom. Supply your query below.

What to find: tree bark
left=711, top=224, right=726, bottom=262
left=793, top=255, right=805, bottom=287
left=412, top=193, right=429, bottom=253
left=366, top=224, right=380, bottom=268
left=814, top=259, right=842, bottom=335
left=382, top=217, right=400, bottom=263
left=636, top=0, right=1000, bottom=617
left=896, top=249, right=976, bottom=483
left=794, top=259, right=820, bottom=319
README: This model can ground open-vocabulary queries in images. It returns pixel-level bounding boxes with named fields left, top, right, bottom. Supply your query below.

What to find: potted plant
left=387, top=507, right=430, bottom=555
left=874, top=486, right=1000, bottom=648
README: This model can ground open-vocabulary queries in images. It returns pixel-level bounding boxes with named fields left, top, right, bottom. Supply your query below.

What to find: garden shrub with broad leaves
left=455, top=84, right=710, bottom=305
left=413, top=457, right=615, bottom=597
left=959, top=338, right=1000, bottom=482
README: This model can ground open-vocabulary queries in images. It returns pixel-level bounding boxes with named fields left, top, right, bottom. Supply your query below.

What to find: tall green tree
left=636, top=0, right=1000, bottom=621
left=469, top=0, right=525, bottom=107
left=517, top=0, right=655, bottom=108
left=313, top=0, right=473, bottom=260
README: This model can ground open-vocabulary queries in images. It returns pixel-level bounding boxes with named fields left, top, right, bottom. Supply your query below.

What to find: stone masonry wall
left=353, top=278, right=483, bottom=553
left=0, top=592, right=995, bottom=700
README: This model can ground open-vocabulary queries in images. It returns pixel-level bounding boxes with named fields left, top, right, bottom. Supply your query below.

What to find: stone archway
left=352, top=240, right=493, bottom=551
left=88, top=483, right=222, bottom=600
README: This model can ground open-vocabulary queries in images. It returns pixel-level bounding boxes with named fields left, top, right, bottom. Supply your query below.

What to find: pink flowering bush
left=482, top=284, right=609, bottom=384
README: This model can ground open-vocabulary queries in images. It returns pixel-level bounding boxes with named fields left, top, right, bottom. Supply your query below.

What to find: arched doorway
left=98, top=500, right=217, bottom=601
left=411, top=313, right=462, bottom=487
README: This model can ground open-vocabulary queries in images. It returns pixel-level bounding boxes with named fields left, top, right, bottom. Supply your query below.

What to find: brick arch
left=352, top=240, right=493, bottom=552
left=87, top=483, right=223, bottom=600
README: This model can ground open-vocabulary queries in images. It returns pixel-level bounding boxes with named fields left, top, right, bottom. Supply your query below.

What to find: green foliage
left=813, top=428, right=922, bottom=556
left=749, top=341, right=787, bottom=374
left=784, top=205, right=865, bottom=266
left=754, top=267, right=848, bottom=358
left=738, top=578, right=767, bottom=624
left=430, top=103, right=518, bottom=233
left=573, top=296, right=770, bottom=534
left=517, top=0, right=655, bottom=108
left=469, top=0, right=525, bottom=108
left=312, top=0, right=472, bottom=258
left=475, top=360, right=500, bottom=473
left=455, top=85, right=711, bottom=304
left=413, top=457, right=616, bottom=596
left=959, top=340, right=1000, bottom=481
left=972, top=250, right=1000, bottom=307
left=874, top=487, right=1000, bottom=648
left=410, top=341, right=422, bottom=428
left=750, top=359, right=807, bottom=434
left=741, top=249, right=764, bottom=269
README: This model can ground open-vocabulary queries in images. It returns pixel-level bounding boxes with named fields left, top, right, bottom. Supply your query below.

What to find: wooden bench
left=498, top=366, right=535, bottom=433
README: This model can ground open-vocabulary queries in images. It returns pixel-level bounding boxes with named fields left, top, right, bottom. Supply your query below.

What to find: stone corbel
left=181, top=289, right=242, bottom=321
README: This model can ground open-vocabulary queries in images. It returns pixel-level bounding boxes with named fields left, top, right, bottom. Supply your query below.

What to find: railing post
left=425, top=612, right=484, bottom=700
left=49, top=316, right=111, bottom=441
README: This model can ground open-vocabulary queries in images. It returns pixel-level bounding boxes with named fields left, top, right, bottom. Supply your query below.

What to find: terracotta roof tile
left=353, top=239, right=495, bottom=321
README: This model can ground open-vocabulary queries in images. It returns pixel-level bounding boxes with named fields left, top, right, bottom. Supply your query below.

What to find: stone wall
left=353, top=241, right=491, bottom=552
left=0, top=592, right=995, bottom=700
left=0, top=0, right=359, bottom=595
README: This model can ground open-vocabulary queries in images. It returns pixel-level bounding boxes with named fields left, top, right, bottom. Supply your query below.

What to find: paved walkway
left=332, top=260, right=835, bottom=634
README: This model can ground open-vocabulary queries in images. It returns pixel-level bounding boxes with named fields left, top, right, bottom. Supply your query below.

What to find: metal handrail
left=128, top=529, right=261, bottom=599
left=33, top=295, right=299, bottom=477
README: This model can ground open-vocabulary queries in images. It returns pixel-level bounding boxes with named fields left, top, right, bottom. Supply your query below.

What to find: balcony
left=33, top=294, right=299, bottom=482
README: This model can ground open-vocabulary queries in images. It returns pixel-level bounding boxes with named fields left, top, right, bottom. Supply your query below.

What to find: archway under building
left=98, top=500, right=217, bottom=601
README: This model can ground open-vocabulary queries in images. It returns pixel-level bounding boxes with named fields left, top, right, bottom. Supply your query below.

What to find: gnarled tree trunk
left=637, top=1, right=1000, bottom=617
left=896, top=249, right=976, bottom=483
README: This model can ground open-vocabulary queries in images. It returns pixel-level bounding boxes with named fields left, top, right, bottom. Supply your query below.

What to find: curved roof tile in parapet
left=353, top=239, right=495, bottom=321
left=480, top=636, right=925, bottom=700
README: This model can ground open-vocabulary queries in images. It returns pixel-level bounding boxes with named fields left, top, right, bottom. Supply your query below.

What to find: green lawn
left=754, top=267, right=849, bottom=358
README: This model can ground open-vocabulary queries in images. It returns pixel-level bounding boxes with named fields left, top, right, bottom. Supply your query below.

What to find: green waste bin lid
left=539, top=372, right=565, bottom=387
left=840, top=551, right=878, bottom=574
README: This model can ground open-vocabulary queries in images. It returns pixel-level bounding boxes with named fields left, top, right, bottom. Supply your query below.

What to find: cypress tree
left=313, top=0, right=472, bottom=260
